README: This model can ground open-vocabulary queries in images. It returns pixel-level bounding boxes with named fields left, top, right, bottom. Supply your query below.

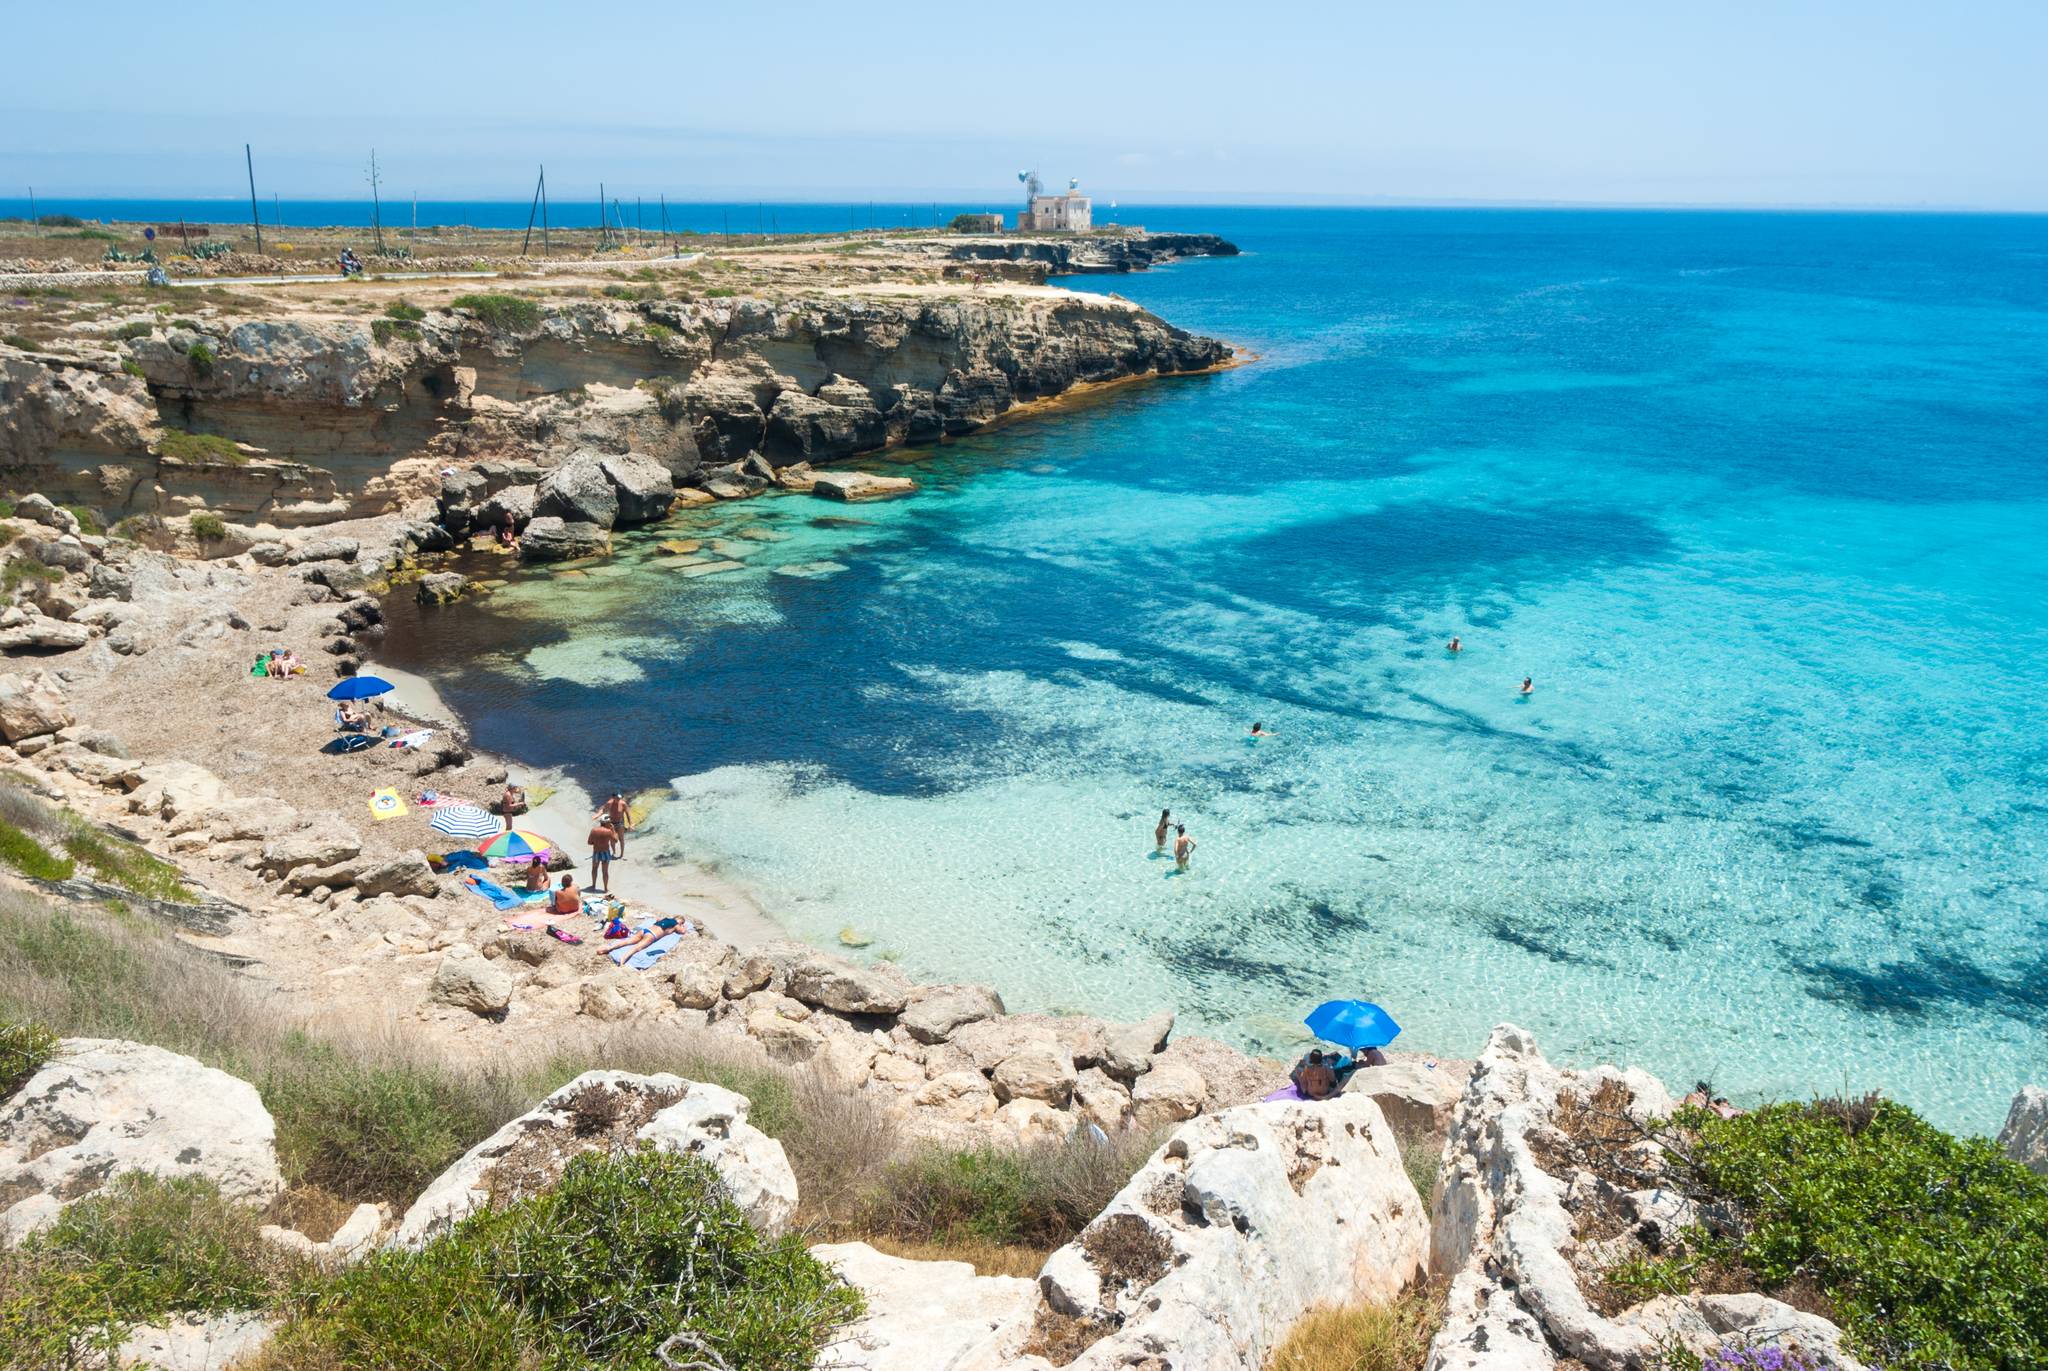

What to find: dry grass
left=1264, top=1286, right=1446, bottom=1371
left=863, top=1234, right=1049, bottom=1279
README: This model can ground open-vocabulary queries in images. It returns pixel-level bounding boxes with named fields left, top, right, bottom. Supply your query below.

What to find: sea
left=367, top=206, right=2048, bottom=1136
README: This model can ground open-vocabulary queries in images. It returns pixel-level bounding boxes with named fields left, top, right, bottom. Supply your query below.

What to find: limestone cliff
left=0, top=287, right=1229, bottom=527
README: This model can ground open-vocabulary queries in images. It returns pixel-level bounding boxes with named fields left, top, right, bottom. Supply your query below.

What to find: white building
left=1018, top=190, right=1092, bottom=232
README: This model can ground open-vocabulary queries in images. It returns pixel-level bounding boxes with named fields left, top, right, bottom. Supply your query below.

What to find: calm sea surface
left=380, top=208, right=2048, bottom=1134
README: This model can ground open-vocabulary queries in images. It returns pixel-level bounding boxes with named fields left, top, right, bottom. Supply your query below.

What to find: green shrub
left=643, top=321, right=676, bottom=343
left=704, top=286, right=739, bottom=298
left=38, top=214, right=85, bottom=229
left=58, top=228, right=119, bottom=242
left=157, top=428, right=245, bottom=465
left=60, top=505, right=100, bottom=536
left=119, top=357, right=144, bottom=378
left=273, top=1150, right=860, bottom=1370
left=0, top=556, right=63, bottom=593
left=369, top=318, right=420, bottom=345
left=188, top=512, right=228, bottom=542
left=0, top=820, right=75, bottom=882
left=383, top=300, right=426, bottom=322
left=60, top=826, right=192, bottom=902
left=0, top=1018, right=55, bottom=1098
left=1680, top=1100, right=2048, bottom=1371
left=114, top=320, right=154, bottom=340
left=185, top=342, right=216, bottom=377
left=0, top=501, right=13, bottom=520
left=1, top=334, right=34, bottom=351
left=0, top=1173, right=291, bottom=1367
left=449, top=293, right=541, bottom=331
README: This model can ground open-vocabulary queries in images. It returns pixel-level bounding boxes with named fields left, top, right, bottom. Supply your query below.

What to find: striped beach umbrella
left=476, top=829, right=556, bottom=862
left=429, top=804, right=500, bottom=841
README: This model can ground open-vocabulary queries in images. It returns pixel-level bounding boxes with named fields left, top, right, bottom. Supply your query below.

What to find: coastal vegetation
left=1263, top=1287, right=1445, bottom=1371
left=155, top=428, right=245, bottom=466
left=449, top=292, right=541, bottom=331
left=0, top=1156, right=857, bottom=1371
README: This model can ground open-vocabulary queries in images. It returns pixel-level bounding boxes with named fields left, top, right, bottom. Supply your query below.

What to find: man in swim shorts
left=588, top=819, right=617, bottom=891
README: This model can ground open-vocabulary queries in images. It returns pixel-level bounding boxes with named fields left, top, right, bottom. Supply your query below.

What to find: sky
left=5, top=0, right=2046, bottom=210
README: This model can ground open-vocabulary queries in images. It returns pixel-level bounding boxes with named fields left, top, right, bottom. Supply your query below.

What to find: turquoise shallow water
left=382, top=209, right=2048, bottom=1134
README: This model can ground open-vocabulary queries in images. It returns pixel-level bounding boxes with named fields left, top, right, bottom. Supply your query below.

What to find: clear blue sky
left=6, top=0, right=2045, bottom=209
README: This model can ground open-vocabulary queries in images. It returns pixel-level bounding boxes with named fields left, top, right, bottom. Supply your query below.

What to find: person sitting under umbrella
left=1291, top=1049, right=1342, bottom=1100
left=521, top=856, right=549, bottom=894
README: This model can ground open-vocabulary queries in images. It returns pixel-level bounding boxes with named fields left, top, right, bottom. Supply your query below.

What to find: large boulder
left=1103, top=1009, right=1174, bottom=1080
left=0, top=619, right=92, bottom=653
left=0, top=1039, right=283, bottom=1243
left=478, top=482, right=536, bottom=530
left=257, top=822, right=362, bottom=878
left=429, top=945, right=513, bottom=1017
left=0, top=671, right=72, bottom=741
left=534, top=454, right=619, bottom=528
left=784, top=953, right=910, bottom=1016
left=126, top=760, right=230, bottom=823
left=991, top=1042, right=1078, bottom=1107
left=811, top=1241, right=1036, bottom=1371
left=900, top=985, right=1006, bottom=1044
left=388, top=1073, right=796, bottom=1247
left=1130, top=1058, right=1208, bottom=1129
left=352, top=850, right=439, bottom=899
left=1154, top=1035, right=1285, bottom=1112
left=519, top=516, right=610, bottom=562
left=1351, top=1055, right=1468, bottom=1141
left=1015, top=1094, right=1428, bottom=1369
left=598, top=452, right=676, bottom=525
left=2000, top=1085, right=2048, bottom=1175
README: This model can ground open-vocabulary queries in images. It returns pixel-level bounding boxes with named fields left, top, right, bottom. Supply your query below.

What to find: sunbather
left=609, top=914, right=690, bottom=962
left=521, top=856, right=549, bottom=893
left=1290, top=1049, right=1342, bottom=1101
left=550, top=873, right=581, bottom=916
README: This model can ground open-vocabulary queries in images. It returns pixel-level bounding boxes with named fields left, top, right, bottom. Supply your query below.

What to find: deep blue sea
left=380, top=208, right=2048, bottom=1134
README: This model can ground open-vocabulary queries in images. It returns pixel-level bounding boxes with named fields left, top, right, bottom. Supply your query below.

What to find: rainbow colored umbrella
left=476, top=830, right=556, bottom=863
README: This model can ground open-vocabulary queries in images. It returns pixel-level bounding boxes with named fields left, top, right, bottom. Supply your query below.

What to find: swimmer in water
left=1154, top=808, right=1172, bottom=852
left=1174, top=824, right=1196, bottom=872
left=1447, top=636, right=1461, bottom=653
left=1520, top=677, right=1534, bottom=695
left=1249, top=721, right=1273, bottom=739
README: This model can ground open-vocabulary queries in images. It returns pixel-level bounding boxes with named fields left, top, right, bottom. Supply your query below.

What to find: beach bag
left=604, top=918, right=629, bottom=940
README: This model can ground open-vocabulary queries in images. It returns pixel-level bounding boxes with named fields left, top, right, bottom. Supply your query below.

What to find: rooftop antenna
left=1017, top=169, right=1042, bottom=205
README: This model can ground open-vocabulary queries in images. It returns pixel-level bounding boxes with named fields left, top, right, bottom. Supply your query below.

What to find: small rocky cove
left=0, top=230, right=2042, bottom=1370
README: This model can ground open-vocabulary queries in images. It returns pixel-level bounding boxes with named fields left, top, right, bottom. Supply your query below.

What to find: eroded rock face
left=1011, top=1093, right=1428, bottom=1371
left=0, top=1039, right=284, bottom=1244
left=387, top=1072, right=796, bottom=1248
left=1424, top=1025, right=1867, bottom=1371
left=429, top=945, right=513, bottom=1016
left=533, top=454, right=619, bottom=528
left=2001, top=1085, right=2048, bottom=1175
left=0, top=671, right=73, bottom=741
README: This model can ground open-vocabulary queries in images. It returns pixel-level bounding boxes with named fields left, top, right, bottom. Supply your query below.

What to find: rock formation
left=2000, top=1085, right=2048, bottom=1175
left=389, top=1071, right=797, bottom=1246
left=1424, top=1025, right=1868, bottom=1371
left=0, top=1038, right=284, bottom=1243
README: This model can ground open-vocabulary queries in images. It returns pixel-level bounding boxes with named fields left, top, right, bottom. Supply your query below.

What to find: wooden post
left=27, top=187, right=36, bottom=232
left=273, top=193, right=281, bottom=227
left=245, top=145, right=263, bottom=254
left=598, top=182, right=608, bottom=248
left=539, top=166, right=551, bottom=256
left=659, top=193, right=670, bottom=252
left=636, top=197, right=642, bottom=248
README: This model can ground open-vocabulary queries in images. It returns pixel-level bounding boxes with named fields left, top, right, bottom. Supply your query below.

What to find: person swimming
left=1249, top=721, right=1273, bottom=739
left=1520, top=677, right=1534, bottom=695
left=1174, top=824, right=1196, bottom=872
left=1447, top=636, right=1462, bottom=653
left=1154, top=808, right=1172, bottom=852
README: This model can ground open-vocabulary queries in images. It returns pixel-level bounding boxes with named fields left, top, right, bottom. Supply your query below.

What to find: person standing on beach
left=1174, top=824, right=1196, bottom=872
left=500, top=780, right=525, bottom=830
left=1154, top=808, right=1173, bottom=852
left=588, top=818, right=618, bottom=891
left=601, top=791, right=632, bottom=857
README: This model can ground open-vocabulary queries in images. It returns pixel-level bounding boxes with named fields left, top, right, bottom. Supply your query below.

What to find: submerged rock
left=810, top=470, right=916, bottom=502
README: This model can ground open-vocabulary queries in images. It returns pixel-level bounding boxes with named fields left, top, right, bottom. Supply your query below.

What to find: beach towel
left=440, top=849, right=489, bottom=872
left=611, top=932, right=681, bottom=970
left=391, top=729, right=434, bottom=750
left=1262, top=1083, right=1304, bottom=1103
left=461, top=874, right=522, bottom=911
left=367, top=788, right=408, bottom=821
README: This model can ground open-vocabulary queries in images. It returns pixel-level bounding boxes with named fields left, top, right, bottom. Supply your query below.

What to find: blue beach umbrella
left=1304, top=1000, right=1401, bottom=1051
left=326, top=675, right=395, bottom=702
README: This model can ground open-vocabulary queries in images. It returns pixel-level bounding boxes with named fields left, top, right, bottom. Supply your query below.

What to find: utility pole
left=26, top=187, right=35, bottom=232
left=521, top=167, right=544, bottom=257
left=659, top=193, right=670, bottom=252
left=636, top=197, right=642, bottom=248
left=412, top=193, right=417, bottom=231
left=273, top=193, right=281, bottom=227
left=598, top=182, right=609, bottom=248
left=540, top=166, right=551, bottom=256
left=366, top=149, right=385, bottom=253
left=723, top=209, right=730, bottom=237
left=245, top=144, right=263, bottom=254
